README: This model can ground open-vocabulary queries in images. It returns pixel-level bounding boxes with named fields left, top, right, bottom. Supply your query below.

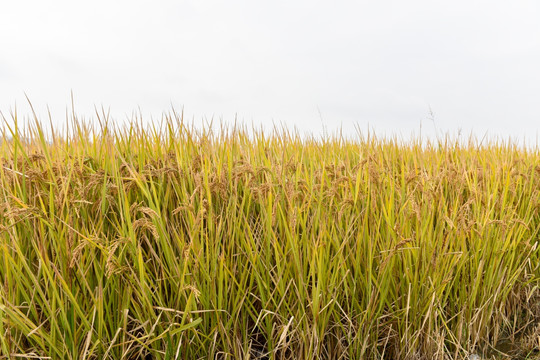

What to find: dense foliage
left=0, top=117, right=539, bottom=359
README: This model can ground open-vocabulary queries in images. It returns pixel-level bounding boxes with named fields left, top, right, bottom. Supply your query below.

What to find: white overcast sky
left=1, top=0, right=539, bottom=140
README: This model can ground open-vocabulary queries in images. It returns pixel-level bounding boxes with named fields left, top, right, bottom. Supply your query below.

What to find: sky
left=1, top=0, right=539, bottom=141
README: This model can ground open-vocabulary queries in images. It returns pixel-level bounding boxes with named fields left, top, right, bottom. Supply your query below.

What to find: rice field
left=0, top=114, right=539, bottom=359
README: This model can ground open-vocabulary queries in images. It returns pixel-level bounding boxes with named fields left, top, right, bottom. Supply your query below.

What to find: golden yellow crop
left=0, top=115, right=538, bottom=359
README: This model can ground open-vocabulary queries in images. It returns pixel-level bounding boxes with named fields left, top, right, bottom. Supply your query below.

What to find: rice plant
left=0, top=113, right=539, bottom=359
